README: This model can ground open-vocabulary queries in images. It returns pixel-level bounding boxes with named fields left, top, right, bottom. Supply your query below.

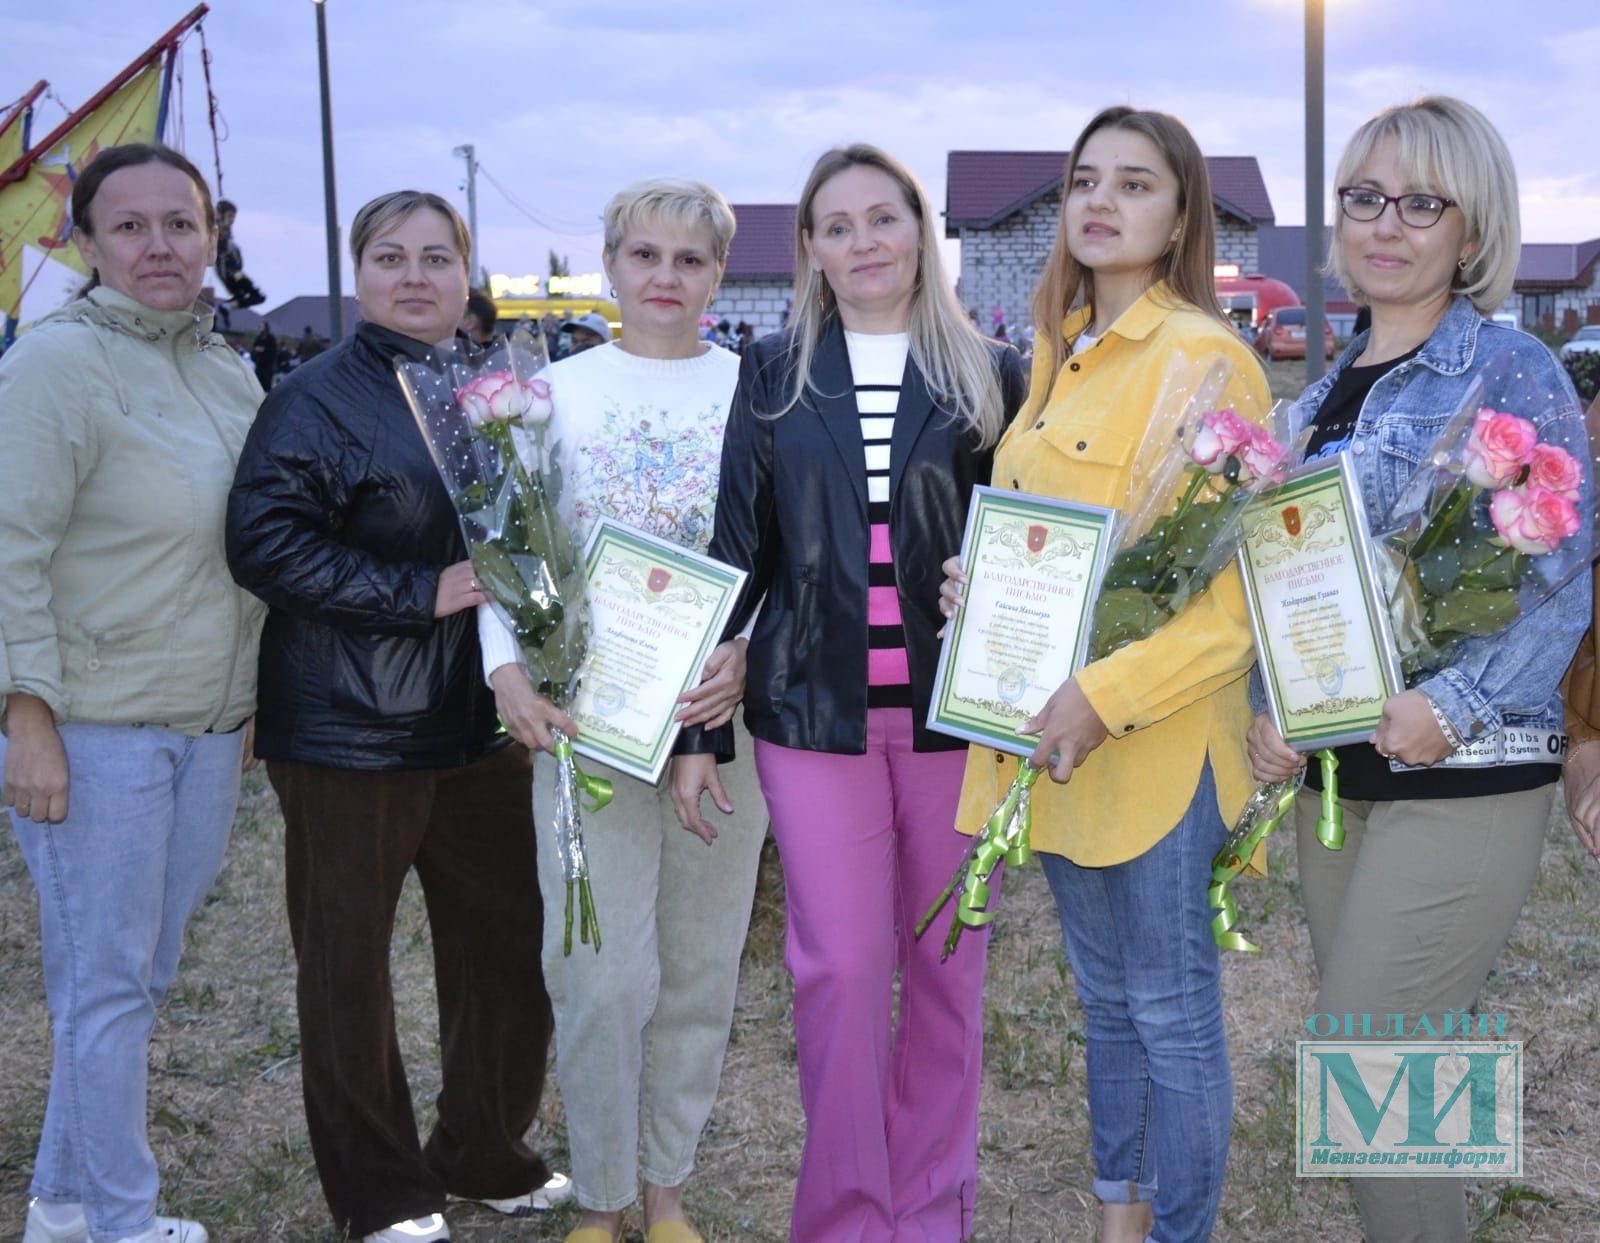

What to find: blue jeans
left=1039, top=760, right=1231, bottom=1243
left=3, top=722, right=242, bottom=1241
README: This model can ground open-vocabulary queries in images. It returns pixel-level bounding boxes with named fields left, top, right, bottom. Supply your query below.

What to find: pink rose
left=1239, top=424, right=1289, bottom=484
left=1525, top=442, right=1582, bottom=502
left=1463, top=407, right=1537, bottom=489
left=1191, top=408, right=1255, bottom=472
left=525, top=376, right=554, bottom=426
left=1489, top=484, right=1581, bottom=555
left=456, top=372, right=550, bottom=427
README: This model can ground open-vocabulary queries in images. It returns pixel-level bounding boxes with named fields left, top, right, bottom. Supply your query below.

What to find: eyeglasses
left=1337, top=186, right=1457, bottom=229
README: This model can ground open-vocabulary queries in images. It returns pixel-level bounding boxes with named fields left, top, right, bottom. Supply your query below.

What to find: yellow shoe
left=563, top=1230, right=618, bottom=1243
left=646, top=1223, right=703, bottom=1243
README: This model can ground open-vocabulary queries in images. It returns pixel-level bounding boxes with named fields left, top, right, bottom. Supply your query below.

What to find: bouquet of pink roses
left=920, top=354, right=1293, bottom=959
left=396, top=326, right=604, bottom=954
left=1381, top=398, right=1587, bottom=679
left=1210, top=348, right=1597, bottom=953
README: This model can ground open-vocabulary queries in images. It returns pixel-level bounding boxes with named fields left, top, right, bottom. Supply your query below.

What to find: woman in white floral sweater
left=478, top=178, right=761, bottom=1243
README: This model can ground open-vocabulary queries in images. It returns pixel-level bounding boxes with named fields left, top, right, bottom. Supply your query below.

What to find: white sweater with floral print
left=478, top=340, right=740, bottom=677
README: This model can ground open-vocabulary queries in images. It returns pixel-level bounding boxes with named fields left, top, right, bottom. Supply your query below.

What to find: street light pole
left=313, top=0, right=342, bottom=339
left=1304, top=0, right=1326, bottom=384
left=453, top=143, right=479, bottom=286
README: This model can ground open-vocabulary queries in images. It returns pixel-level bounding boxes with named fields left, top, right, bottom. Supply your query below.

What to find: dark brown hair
left=70, top=142, right=216, bottom=236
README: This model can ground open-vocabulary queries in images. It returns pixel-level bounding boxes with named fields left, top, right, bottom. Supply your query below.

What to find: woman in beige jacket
left=0, top=144, right=263, bottom=1243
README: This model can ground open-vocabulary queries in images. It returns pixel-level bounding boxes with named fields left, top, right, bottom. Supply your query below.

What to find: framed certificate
left=1237, top=454, right=1404, bottom=751
left=927, top=486, right=1118, bottom=756
left=569, top=519, right=748, bottom=785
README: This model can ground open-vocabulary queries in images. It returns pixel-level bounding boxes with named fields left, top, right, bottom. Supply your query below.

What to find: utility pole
left=1304, top=0, right=1326, bottom=384
left=453, top=143, right=480, bottom=286
left=312, top=0, right=342, bottom=339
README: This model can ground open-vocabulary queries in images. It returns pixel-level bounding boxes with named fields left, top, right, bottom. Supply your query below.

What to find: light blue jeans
left=1039, top=760, right=1232, bottom=1243
left=3, top=722, right=243, bottom=1242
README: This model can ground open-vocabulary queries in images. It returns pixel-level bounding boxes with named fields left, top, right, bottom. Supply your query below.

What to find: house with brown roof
left=710, top=203, right=797, bottom=337
left=1513, top=239, right=1600, bottom=334
left=944, top=151, right=1275, bottom=331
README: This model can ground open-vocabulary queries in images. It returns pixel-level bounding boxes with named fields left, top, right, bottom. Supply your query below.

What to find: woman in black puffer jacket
left=226, top=191, right=566, bottom=1243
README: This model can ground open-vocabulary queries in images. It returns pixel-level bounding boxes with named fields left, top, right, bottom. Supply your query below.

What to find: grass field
left=4, top=368, right=1598, bottom=1242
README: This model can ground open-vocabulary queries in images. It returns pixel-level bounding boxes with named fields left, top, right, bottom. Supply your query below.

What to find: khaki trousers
left=1294, top=784, right=1553, bottom=1243
left=534, top=726, right=767, bottom=1211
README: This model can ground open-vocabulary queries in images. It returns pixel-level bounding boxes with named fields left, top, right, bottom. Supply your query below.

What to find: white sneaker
left=362, top=1214, right=450, bottom=1243
left=97, top=1219, right=210, bottom=1243
left=22, top=1198, right=88, bottom=1243
left=452, top=1170, right=573, bottom=1216
left=24, top=1201, right=207, bottom=1243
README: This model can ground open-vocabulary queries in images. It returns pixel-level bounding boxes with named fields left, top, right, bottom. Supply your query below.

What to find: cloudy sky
left=11, top=0, right=1598, bottom=308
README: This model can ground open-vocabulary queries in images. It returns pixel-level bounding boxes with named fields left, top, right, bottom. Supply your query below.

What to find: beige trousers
left=1294, top=784, right=1553, bottom=1243
left=533, top=726, right=767, bottom=1212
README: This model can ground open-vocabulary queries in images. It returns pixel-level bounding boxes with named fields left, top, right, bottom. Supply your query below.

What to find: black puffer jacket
left=226, top=322, right=501, bottom=769
left=684, top=319, right=1026, bottom=756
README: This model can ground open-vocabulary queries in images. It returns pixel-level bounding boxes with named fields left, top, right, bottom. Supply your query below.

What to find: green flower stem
left=1410, top=479, right=1474, bottom=560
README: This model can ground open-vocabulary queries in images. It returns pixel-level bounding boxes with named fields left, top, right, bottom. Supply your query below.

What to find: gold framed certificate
left=1238, top=454, right=1404, bottom=750
left=927, top=486, right=1118, bottom=756
left=569, top=519, right=748, bottom=785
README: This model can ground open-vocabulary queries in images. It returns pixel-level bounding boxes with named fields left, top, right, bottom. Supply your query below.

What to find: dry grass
left=3, top=769, right=1597, bottom=1242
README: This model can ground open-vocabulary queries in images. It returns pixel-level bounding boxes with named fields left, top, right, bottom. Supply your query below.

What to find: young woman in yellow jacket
left=944, top=107, right=1270, bottom=1243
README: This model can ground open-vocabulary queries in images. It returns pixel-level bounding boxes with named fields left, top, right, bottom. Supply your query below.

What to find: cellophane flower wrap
left=1210, top=347, right=1598, bottom=953
left=395, top=325, right=604, bottom=954
left=1088, top=354, right=1293, bottom=660
left=920, top=354, right=1291, bottom=959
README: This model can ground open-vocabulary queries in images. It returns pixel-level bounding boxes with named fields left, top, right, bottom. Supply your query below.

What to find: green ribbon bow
left=553, top=734, right=614, bottom=813
left=917, top=762, right=1042, bottom=961
left=1207, top=776, right=1301, bottom=952
left=1208, top=747, right=1347, bottom=951
left=1315, top=748, right=1342, bottom=849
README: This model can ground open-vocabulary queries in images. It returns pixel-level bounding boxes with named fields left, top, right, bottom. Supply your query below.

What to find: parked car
left=1255, top=306, right=1336, bottom=361
left=1559, top=324, right=1600, bottom=359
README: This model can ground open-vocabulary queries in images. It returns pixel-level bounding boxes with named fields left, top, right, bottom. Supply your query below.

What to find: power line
left=476, top=163, right=599, bottom=238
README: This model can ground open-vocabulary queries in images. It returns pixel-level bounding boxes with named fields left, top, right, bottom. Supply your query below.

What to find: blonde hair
left=349, top=190, right=471, bottom=268
left=1030, top=106, right=1227, bottom=412
left=602, top=178, right=737, bottom=278
left=775, top=144, right=1005, bottom=447
left=1327, top=96, right=1520, bottom=314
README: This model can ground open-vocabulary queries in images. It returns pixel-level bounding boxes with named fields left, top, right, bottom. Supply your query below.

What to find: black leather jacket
left=687, top=319, right=1026, bottom=755
left=226, top=322, right=502, bottom=770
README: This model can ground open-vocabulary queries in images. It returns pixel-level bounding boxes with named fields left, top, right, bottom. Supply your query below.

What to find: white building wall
left=957, top=191, right=1262, bottom=333
left=709, top=280, right=793, bottom=338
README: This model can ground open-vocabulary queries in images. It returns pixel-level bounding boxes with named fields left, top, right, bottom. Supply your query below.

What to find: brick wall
left=709, top=280, right=792, bottom=337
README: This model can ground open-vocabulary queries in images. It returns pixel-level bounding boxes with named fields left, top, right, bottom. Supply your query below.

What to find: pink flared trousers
left=755, top=709, right=990, bottom=1243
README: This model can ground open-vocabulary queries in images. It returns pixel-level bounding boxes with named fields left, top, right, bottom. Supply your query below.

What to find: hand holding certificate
left=569, top=520, right=748, bottom=786
left=921, top=355, right=1293, bottom=958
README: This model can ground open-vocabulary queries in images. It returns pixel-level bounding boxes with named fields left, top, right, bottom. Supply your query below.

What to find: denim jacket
left=1274, top=295, right=1591, bottom=745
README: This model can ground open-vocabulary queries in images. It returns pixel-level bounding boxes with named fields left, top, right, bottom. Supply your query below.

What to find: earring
left=609, top=285, right=616, bottom=297
left=1457, top=256, right=1469, bottom=271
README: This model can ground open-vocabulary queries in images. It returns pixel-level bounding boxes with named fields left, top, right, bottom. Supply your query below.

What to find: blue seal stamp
left=997, top=668, right=1028, bottom=705
left=593, top=683, right=626, bottom=716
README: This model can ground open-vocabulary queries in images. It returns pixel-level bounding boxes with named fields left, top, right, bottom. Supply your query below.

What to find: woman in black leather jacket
left=675, top=145, right=1024, bottom=1243
left=226, top=191, right=566, bottom=1243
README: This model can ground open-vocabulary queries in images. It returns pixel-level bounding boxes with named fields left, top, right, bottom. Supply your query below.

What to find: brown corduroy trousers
left=269, top=742, right=554, bottom=1239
